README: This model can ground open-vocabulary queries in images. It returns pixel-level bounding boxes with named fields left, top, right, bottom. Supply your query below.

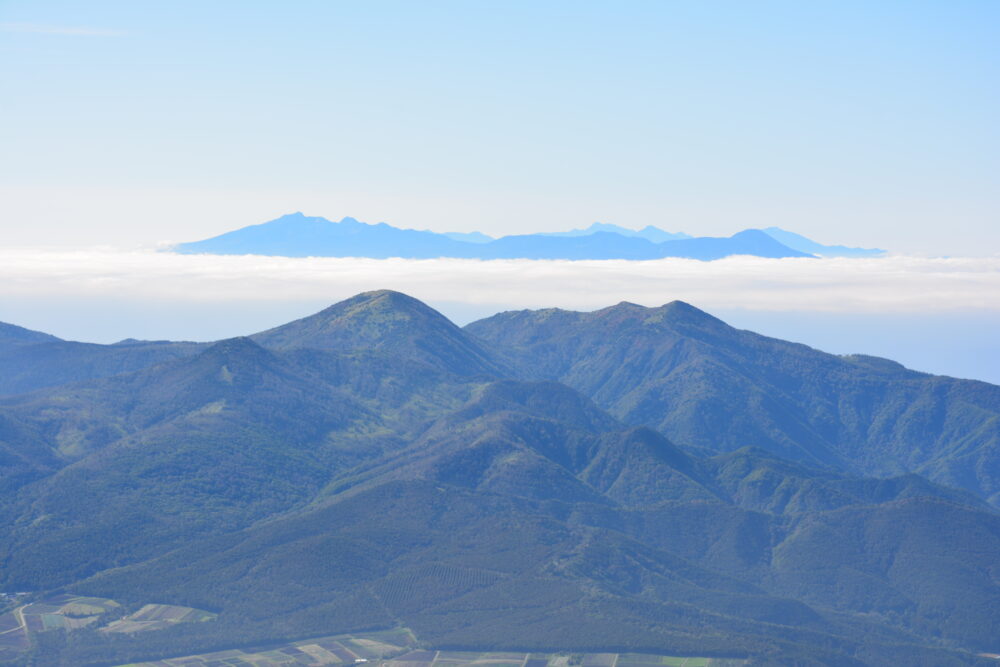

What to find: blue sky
left=2, top=1, right=1000, bottom=383
left=2, top=0, right=998, bottom=252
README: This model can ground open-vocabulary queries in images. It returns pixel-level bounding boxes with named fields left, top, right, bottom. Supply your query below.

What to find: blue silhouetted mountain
left=539, top=222, right=692, bottom=242
left=174, top=213, right=477, bottom=259
left=472, top=229, right=813, bottom=260
left=441, top=231, right=494, bottom=243
left=763, top=227, right=886, bottom=257
left=173, top=213, right=814, bottom=260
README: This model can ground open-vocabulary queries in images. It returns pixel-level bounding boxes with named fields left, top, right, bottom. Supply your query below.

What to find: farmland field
left=0, top=594, right=222, bottom=660
left=618, top=657, right=711, bottom=667
left=118, top=633, right=740, bottom=667
left=0, top=610, right=29, bottom=659
left=0, top=612, right=20, bottom=633
left=0, top=594, right=122, bottom=659
left=101, top=603, right=217, bottom=634
left=118, top=628, right=417, bottom=666
left=382, top=650, right=725, bottom=667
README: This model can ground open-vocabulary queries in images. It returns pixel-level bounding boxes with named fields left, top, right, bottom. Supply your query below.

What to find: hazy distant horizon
left=2, top=247, right=999, bottom=384
left=3, top=2, right=998, bottom=256
left=2, top=1, right=997, bottom=374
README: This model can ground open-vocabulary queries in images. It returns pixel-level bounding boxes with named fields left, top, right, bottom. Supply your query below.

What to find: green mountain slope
left=465, top=301, right=1000, bottom=504
left=0, top=322, right=61, bottom=348
left=253, top=290, right=506, bottom=376
left=0, top=336, right=486, bottom=591
left=0, top=337, right=204, bottom=396
left=0, top=292, right=996, bottom=666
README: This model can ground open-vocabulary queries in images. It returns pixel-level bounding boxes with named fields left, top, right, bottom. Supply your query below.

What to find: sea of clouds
left=3, top=248, right=999, bottom=383
left=2, top=248, right=998, bottom=313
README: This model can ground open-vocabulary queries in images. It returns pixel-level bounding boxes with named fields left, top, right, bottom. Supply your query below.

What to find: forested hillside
left=0, top=291, right=997, bottom=666
left=466, top=301, right=1000, bottom=504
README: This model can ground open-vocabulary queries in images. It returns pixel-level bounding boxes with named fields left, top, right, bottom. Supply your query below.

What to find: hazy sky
left=2, top=2, right=1000, bottom=384
left=2, top=1, right=998, bottom=253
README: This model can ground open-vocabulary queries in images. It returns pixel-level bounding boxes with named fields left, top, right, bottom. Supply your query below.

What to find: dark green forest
left=1, top=290, right=998, bottom=666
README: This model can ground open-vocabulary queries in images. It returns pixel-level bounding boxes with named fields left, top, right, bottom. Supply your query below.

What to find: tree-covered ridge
left=465, top=300, right=1000, bottom=504
left=0, top=290, right=996, bottom=665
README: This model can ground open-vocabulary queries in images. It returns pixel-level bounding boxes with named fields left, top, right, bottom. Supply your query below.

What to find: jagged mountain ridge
left=539, top=221, right=692, bottom=242
left=172, top=212, right=815, bottom=260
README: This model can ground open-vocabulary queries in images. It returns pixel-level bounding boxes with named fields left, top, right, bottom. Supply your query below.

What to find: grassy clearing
left=102, top=603, right=217, bottom=634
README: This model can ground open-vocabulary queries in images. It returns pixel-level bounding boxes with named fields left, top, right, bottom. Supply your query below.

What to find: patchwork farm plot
left=617, top=657, right=712, bottom=667
left=120, top=627, right=418, bottom=666
left=22, top=593, right=120, bottom=630
left=102, top=603, right=217, bottom=633
left=0, top=608, right=29, bottom=659
left=0, top=593, right=218, bottom=660
left=385, top=651, right=729, bottom=667
left=0, top=594, right=120, bottom=659
left=119, top=633, right=742, bottom=667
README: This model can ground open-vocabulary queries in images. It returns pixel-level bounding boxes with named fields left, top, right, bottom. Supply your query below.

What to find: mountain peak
left=305, top=290, right=450, bottom=327
left=594, top=299, right=717, bottom=322
left=251, top=291, right=504, bottom=376
left=730, top=228, right=773, bottom=240
left=271, top=211, right=324, bottom=223
left=716, top=229, right=815, bottom=258
left=608, top=300, right=645, bottom=310
left=353, top=288, right=426, bottom=305
left=659, top=299, right=708, bottom=316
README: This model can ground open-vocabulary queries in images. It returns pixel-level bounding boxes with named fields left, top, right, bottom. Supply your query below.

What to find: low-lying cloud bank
left=2, top=249, right=999, bottom=314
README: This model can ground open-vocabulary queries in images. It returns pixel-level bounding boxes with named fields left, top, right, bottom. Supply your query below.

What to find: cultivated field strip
left=118, top=627, right=742, bottom=667
left=102, top=603, right=217, bottom=633
left=0, top=594, right=219, bottom=661
left=0, top=594, right=121, bottom=659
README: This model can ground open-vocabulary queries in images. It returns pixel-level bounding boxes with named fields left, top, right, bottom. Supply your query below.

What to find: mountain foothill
left=0, top=290, right=997, bottom=666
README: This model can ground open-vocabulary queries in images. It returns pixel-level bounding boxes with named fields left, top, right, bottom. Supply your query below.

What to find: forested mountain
left=465, top=300, right=1000, bottom=504
left=251, top=290, right=505, bottom=376
left=0, top=338, right=205, bottom=396
left=0, top=291, right=997, bottom=666
left=172, top=213, right=814, bottom=260
left=0, top=322, right=60, bottom=348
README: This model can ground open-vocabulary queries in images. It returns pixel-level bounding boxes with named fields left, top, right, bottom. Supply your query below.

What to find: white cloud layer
left=2, top=249, right=999, bottom=314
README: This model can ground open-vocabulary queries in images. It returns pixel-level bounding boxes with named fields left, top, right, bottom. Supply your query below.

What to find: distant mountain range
left=537, top=221, right=692, bottom=243
left=172, top=213, right=885, bottom=260
left=762, top=227, right=886, bottom=257
left=0, top=291, right=995, bottom=666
